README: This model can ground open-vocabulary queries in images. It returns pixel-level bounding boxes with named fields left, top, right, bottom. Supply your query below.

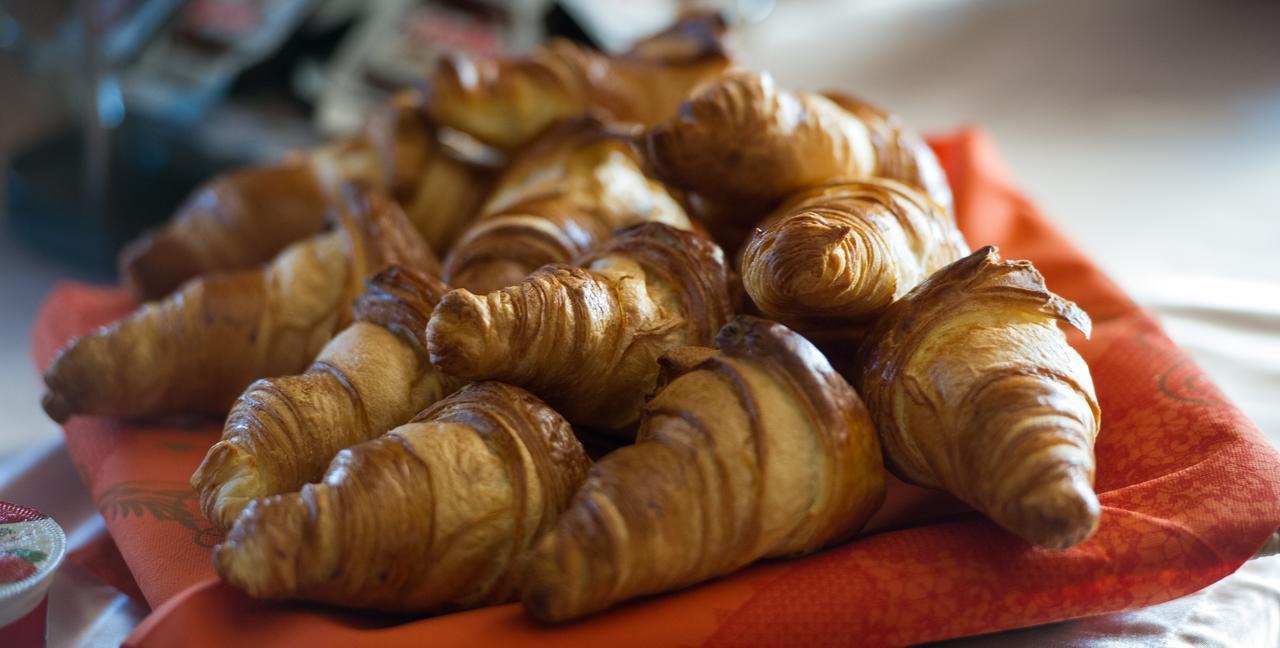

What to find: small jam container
left=0, top=502, right=65, bottom=648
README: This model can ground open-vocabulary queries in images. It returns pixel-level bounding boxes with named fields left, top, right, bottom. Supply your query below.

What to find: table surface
left=1, top=0, right=1278, bottom=645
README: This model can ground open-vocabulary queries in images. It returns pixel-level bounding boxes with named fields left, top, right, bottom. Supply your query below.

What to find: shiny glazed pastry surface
left=364, top=90, right=497, bottom=254
left=192, top=266, right=450, bottom=530
left=119, top=89, right=479, bottom=300
left=427, top=12, right=731, bottom=150
left=742, top=178, right=968, bottom=344
left=521, top=316, right=886, bottom=621
left=430, top=222, right=733, bottom=432
left=118, top=161, right=334, bottom=301
left=645, top=71, right=952, bottom=219
left=442, top=118, right=693, bottom=294
left=856, top=246, right=1101, bottom=549
left=42, top=189, right=437, bottom=422
left=215, top=382, right=591, bottom=613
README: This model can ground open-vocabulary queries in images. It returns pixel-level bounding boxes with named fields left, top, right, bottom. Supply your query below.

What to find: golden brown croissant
left=119, top=90, right=477, bottom=299
left=855, top=246, right=1101, bottom=549
left=521, top=316, right=886, bottom=622
left=644, top=71, right=952, bottom=220
left=741, top=179, right=968, bottom=344
left=118, top=160, right=334, bottom=301
left=215, top=381, right=591, bottom=613
left=42, top=188, right=437, bottom=423
left=363, top=90, right=498, bottom=254
left=426, top=12, right=731, bottom=150
left=191, top=265, right=450, bottom=530
left=429, top=222, right=733, bottom=432
left=442, top=118, right=693, bottom=294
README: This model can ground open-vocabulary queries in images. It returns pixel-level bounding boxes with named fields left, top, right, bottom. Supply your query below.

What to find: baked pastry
left=42, top=188, right=437, bottom=422
left=364, top=90, right=497, bottom=254
left=442, top=118, right=693, bottom=294
left=644, top=71, right=951, bottom=221
left=119, top=89, right=481, bottom=299
left=427, top=12, right=731, bottom=150
left=741, top=179, right=968, bottom=345
left=215, top=382, right=591, bottom=613
left=192, top=265, right=450, bottom=530
left=429, top=222, right=733, bottom=432
left=118, top=160, right=334, bottom=301
left=856, top=246, right=1101, bottom=549
left=521, top=316, right=886, bottom=622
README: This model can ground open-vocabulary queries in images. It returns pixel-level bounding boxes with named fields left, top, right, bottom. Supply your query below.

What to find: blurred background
left=0, top=0, right=1277, bottom=642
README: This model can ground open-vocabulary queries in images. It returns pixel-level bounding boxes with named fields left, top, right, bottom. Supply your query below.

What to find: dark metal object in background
left=6, top=117, right=243, bottom=276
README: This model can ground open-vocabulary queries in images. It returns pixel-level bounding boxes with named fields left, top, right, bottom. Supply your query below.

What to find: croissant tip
left=715, top=315, right=801, bottom=359
left=426, top=290, right=489, bottom=375
left=1017, top=475, right=1101, bottom=550
left=41, top=390, right=71, bottom=424
left=215, top=493, right=310, bottom=599
left=520, top=532, right=586, bottom=624
left=192, top=440, right=261, bottom=531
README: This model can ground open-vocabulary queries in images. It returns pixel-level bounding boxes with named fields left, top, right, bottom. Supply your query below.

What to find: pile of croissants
left=41, top=13, right=1101, bottom=622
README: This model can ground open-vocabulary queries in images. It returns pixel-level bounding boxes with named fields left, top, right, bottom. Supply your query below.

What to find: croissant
left=426, top=12, right=731, bottom=150
left=119, top=90, right=476, bottom=299
left=521, top=316, right=886, bottom=622
left=215, top=381, right=591, bottom=613
left=364, top=90, right=497, bottom=254
left=644, top=71, right=952, bottom=221
left=42, top=188, right=437, bottom=423
left=191, top=266, right=450, bottom=530
left=741, top=179, right=968, bottom=345
left=118, top=160, right=334, bottom=301
left=429, top=222, right=733, bottom=432
left=442, top=118, right=693, bottom=294
left=855, top=246, right=1101, bottom=549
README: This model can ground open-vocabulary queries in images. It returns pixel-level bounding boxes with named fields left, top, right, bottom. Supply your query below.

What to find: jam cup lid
left=0, top=502, right=66, bottom=627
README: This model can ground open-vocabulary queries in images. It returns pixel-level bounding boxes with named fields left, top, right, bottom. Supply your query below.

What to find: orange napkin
left=30, top=129, right=1280, bottom=647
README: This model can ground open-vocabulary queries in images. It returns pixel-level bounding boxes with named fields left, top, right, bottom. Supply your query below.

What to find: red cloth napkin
left=30, top=129, right=1280, bottom=647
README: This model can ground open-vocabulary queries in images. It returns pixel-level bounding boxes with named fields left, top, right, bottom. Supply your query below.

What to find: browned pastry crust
left=360, top=90, right=438, bottom=201
left=822, top=91, right=952, bottom=211
left=855, top=246, right=1101, bottom=549
left=644, top=71, right=952, bottom=221
left=442, top=118, right=692, bottom=294
left=607, top=11, right=735, bottom=132
left=741, top=179, right=968, bottom=345
left=429, top=222, right=733, bottom=432
left=119, top=161, right=333, bottom=301
left=119, top=90, right=479, bottom=300
left=214, top=382, right=591, bottom=613
left=42, top=188, right=437, bottom=423
left=191, top=266, right=451, bottom=530
left=426, top=12, right=731, bottom=150
left=364, top=90, right=498, bottom=254
left=521, top=316, right=886, bottom=622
